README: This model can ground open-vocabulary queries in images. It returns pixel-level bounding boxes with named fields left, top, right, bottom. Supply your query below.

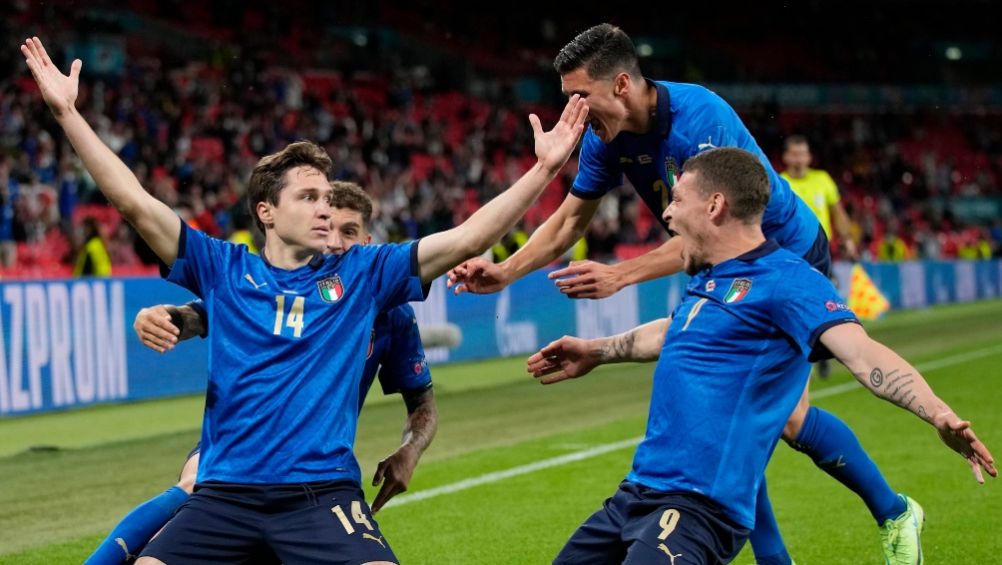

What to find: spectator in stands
left=0, top=159, right=18, bottom=268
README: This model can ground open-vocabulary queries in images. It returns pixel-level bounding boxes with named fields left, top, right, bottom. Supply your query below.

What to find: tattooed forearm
left=865, top=366, right=936, bottom=423
left=178, top=305, right=207, bottom=340
left=611, top=330, right=637, bottom=361
left=401, top=389, right=438, bottom=454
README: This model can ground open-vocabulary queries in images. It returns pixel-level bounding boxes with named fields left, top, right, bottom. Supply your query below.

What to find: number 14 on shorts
left=332, top=501, right=374, bottom=534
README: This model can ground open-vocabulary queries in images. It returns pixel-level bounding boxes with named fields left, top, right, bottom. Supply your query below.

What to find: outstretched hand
left=934, top=416, right=997, bottom=484
left=133, top=305, right=180, bottom=353
left=20, top=37, right=81, bottom=118
left=447, top=257, right=509, bottom=295
left=550, top=260, right=624, bottom=299
left=532, top=94, right=588, bottom=175
left=527, top=336, right=600, bottom=385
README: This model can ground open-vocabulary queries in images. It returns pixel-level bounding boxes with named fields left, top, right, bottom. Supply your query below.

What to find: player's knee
left=177, top=452, right=199, bottom=494
left=782, top=403, right=810, bottom=441
left=177, top=473, right=196, bottom=494
left=135, top=557, right=167, bottom=565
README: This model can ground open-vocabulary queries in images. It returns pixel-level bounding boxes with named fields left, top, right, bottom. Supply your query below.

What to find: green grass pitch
left=1, top=300, right=1001, bottom=563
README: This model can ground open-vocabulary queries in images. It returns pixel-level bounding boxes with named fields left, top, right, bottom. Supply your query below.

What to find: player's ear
left=614, top=72, right=630, bottom=96
left=256, top=201, right=274, bottom=229
left=707, top=193, right=726, bottom=221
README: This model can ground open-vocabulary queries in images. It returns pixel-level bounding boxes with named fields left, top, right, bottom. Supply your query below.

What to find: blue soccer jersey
left=189, top=298, right=431, bottom=412
left=626, top=240, right=858, bottom=528
left=164, top=223, right=426, bottom=485
left=572, top=81, right=820, bottom=257
left=359, top=303, right=432, bottom=411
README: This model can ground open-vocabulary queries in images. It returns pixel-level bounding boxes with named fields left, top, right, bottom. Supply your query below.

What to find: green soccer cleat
left=880, top=495, right=925, bottom=565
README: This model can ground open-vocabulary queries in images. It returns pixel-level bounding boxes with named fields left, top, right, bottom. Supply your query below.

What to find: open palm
left=20, top=37, right=81, bottom=118
left=531, top=94, right=588, bottom=175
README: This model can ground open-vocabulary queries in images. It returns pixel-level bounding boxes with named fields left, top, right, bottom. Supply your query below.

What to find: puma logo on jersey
left=362, top=533, right=386, bottom=547
left=697, top=136, right=717, bottom=151
left=658, top=543, right=682, bottom=565
left=244, top=274, right=268, bottom=289
left=115, top=538, right=136, bottom=560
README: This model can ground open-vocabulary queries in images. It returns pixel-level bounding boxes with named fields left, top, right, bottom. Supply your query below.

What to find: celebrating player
left=449, top=23, right=920, bottom=564
left=22, top=35, right=587, bottom=565
left=85, top=182, right=438, bottom=564
left=528, top=148, right=996, bottom=564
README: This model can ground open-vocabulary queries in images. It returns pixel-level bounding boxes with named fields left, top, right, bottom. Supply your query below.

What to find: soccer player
left=22, top=36, right=587, bottom=564
left=781, top=135, right=857, bottom=261
left=448, top=24, right=917, bottom=564
left=85, top=182, right=437, bottom=564
left=527, top=147, right=996, bottom=564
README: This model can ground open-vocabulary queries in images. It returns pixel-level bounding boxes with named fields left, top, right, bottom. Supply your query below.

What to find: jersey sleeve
left=376, top=305, right=432, bottom=395
left=366, top=240, right=428, bottom=311
left=770, top=262, right=859, bottom=362
left=570, top=129, right=621, bottom=199
left=678, top=93, right=745, bottom=161
left=162, top=221, right=228, bottom=298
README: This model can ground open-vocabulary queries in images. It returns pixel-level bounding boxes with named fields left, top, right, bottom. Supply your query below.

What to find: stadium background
left=0, top=1, right=1000, bottom=562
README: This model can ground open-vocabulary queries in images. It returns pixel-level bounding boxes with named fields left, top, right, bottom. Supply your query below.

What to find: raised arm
left=370, top=387, right=438, bottom=513
left=21, top=37, right=180, bottom=264
left=417, top=96, right=588, bottom=282
left=820, top=322, right=997, bottom=483
left=550, top=236, right=685, bottom=299
left=447, top=194, right=600, bottom=295
left=527, top=317, right=671, bottom=384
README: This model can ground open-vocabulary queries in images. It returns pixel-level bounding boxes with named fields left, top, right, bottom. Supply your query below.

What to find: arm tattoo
left=868, top=367, right=925, bottom=415
left=611, top=330, right=637, bottom=362
left=401, top=388, right=438, bottom=454
left=179, top=306, right=207, bottom=339
left=869, top=368, right=884, bottom=388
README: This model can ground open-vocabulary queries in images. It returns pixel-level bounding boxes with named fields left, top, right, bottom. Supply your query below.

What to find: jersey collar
left=648, top=79, right=673, bottom=138
left=260, top=249, right=327, bottom=270
left=735, top=239, right=780, bottom=262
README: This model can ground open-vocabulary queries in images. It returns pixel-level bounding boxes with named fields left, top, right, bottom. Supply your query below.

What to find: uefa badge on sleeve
left=317, top=275, right=345, bottom=303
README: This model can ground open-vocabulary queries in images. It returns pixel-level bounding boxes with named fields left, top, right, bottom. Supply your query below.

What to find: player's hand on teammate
left=931, top=412, right=997, bottom=484
left=447, top=257, right=510, bottom=295
left=370, top=444, right=420, bottom=513
left=550, top=260, right=624, bottom=299
left=528, top=336, right=600, bottom=384
left=532, top=94, right=588, bottom=175
left=20, top=37, right=81, bottom=118
left=134, top=305, right=180, bottom=353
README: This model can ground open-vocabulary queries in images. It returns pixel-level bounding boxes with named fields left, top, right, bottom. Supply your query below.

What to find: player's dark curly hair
left=553, top=23, right=642, bottom=80
left=683, top=148, right=771, bottom=223
left=248, top=141, right=333, bottom=231
left=329, top=180, right=373, bottom=226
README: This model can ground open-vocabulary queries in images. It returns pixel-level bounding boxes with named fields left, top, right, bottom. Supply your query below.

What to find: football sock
left=84, top=485, right=189, bottom=565
left=791, top=407, right=906, bottom=525
left=749, top=478, right=792, bottom=565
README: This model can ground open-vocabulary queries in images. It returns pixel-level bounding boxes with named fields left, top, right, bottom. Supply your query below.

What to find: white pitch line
left=385, top=343, right=1002, bottom=509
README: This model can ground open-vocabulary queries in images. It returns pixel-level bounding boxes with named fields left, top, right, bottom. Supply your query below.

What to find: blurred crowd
left=1, top=2, right=1000, bottom=278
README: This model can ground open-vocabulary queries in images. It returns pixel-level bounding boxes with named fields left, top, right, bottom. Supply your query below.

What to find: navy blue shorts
left=140, top=480, right=398, bottom=565
left=554, top=481, right=750, bottom=565
left=802, top=225, right=833, bottom=278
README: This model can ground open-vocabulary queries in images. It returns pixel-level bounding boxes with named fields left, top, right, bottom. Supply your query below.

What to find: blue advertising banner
left=2, top=259, right=1000, bottom=416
